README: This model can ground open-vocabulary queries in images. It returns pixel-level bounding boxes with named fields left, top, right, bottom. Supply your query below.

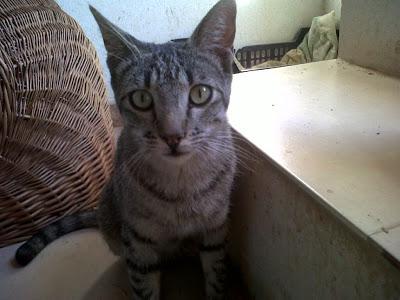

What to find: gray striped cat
left=16, top=0, right=237, bottom=299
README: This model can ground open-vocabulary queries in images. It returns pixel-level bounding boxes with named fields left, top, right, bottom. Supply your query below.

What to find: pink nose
left=161, top=134, right=183, bottom=151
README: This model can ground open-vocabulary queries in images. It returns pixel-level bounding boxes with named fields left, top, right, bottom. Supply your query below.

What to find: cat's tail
left=15, top=210, right=97, bottom=266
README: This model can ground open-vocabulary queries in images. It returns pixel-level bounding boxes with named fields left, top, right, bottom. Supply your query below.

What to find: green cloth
left=297, top=11, right=338, bottom=62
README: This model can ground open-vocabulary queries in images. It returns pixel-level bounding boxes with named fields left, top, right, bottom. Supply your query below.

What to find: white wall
left=324, top=0, right=341, bottom=23
left=56, top=0, right=328, bottom=102
left=235, top=0, right=325, bottom=47
left=339, top=0, right=400, bottom=77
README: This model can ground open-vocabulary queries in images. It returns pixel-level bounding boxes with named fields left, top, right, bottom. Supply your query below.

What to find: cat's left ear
left=89, top=5, right=148, bottom=63
left=190, top=0, right=236, bottom=71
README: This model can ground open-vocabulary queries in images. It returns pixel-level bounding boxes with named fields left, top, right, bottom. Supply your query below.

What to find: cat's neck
left=141, top=149, right=225, bottom=196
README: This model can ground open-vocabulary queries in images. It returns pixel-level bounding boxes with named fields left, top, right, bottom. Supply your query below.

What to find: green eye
left=190, top=85, right=212, bottom=106
left=130, top=90, right=153, bottom=110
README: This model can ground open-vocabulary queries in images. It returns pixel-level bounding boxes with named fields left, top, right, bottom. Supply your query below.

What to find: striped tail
left=15, top=210, right=97, bottom=266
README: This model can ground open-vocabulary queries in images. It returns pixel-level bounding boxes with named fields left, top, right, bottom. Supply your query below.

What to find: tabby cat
left=16, top=0, right=237, bottom=299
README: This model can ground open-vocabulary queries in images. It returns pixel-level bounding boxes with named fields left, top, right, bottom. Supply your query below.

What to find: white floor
left=0, top=230, right=247, bottom=300
left=0, top=230, right=128, bottom=300
left=0, top=229, right=209, bottom=300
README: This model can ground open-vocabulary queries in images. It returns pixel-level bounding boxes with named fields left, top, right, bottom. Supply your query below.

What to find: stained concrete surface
left=0, top=229, right=249, bottom=300
left=229, top=59, right=400, bottom=262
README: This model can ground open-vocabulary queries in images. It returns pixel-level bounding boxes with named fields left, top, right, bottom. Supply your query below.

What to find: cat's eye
left=189, top=85, right=212, bottom=106
left=129, top=90, right=153, bottom=111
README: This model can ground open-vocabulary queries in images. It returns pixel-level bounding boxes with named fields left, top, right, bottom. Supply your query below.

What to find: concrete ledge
left=228, top=59, right=400, bottom=263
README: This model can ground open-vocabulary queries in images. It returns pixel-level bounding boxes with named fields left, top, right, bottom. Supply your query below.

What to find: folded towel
left=297, top=10, right=338, bottom=63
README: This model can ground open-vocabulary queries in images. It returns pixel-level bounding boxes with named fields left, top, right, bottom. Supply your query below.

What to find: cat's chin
left=161, top=151, right=192, bottom=164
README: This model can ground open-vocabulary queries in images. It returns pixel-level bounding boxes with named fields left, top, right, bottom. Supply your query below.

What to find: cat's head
left=90, top=0, right=236, bottom=165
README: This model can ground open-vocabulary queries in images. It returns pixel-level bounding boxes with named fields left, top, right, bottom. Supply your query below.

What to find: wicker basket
left=0, top=0, right=114, bottom=247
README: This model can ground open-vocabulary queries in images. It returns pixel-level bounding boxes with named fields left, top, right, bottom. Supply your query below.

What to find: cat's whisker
left=212, top=136, right=257, bottom=156
left=230, top=133, right=261, bottom=152
left=204, top=140, right=256, bottom=169
left=198, top=143, right=256, bottom=174
left=122, top=150, right=147, bottom=176
left=206, top=138, right=258, bottom=163
left=216, top=131, right=259, bottom=148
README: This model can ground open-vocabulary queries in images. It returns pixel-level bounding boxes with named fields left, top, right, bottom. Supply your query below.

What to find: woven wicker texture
left=0, top=0, right=114, bottom=247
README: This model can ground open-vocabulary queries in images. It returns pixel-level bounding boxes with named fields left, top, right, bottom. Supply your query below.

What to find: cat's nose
left=161, top=134, right=183, bottom=151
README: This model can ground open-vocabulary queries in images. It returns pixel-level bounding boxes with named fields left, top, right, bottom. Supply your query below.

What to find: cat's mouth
left=165, top=149, right=190, bottom=158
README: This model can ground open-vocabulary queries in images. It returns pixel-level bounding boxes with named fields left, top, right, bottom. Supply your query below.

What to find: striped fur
left=16, top=1, right=237, bottom=299
left=93, top=1, right=237, bottom=299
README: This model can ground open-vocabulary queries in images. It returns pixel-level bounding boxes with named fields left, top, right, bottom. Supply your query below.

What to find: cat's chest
left=137, top=195, right=228, bottom=240
left=120, top=160, right=233, bottom=237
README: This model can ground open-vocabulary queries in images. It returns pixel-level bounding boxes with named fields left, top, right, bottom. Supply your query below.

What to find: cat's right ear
left=89, top=6, right=145, bottom=61
left=190, top=0, right=236, bottom=71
